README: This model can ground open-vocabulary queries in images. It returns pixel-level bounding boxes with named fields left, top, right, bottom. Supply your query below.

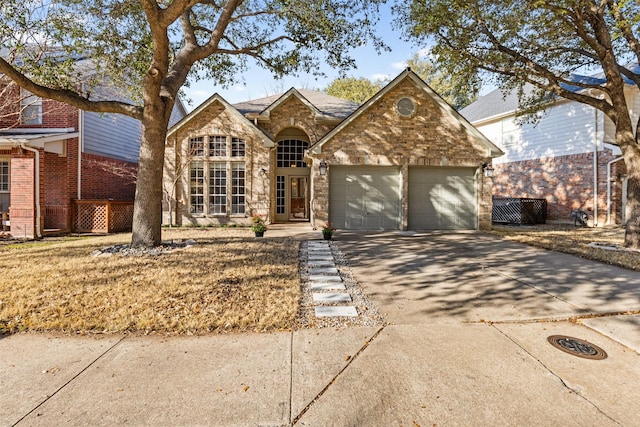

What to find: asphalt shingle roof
left=233, top=89, right=359, bottom=119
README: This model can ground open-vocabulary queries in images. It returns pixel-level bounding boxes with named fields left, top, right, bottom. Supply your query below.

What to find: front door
left=289, top=176, right=308, bottom=221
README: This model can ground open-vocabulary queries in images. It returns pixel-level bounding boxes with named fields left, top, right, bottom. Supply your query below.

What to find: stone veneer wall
left=309, top=79, right=494, bottom=230
left=492, top=149, right=627, bottom=224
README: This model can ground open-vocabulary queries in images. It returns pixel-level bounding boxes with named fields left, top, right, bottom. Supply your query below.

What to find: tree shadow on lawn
left=0, top=234, right=302, bottom=335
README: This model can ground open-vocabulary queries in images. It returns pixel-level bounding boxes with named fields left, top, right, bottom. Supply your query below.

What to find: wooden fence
left=73, top=200, right=134, bottom=233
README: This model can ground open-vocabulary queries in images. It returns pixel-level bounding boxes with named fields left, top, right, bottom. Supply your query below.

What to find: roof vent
left=396, top=97, right=416, bottom=117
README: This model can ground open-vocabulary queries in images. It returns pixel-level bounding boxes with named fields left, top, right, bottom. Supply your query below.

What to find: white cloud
left=416, top=47, right=432, bottom=58
left=391, top=61, right=407, bottom=70
left=370, top=73, right=391, bottom=82
left=233, top=84, right=246, bottom=92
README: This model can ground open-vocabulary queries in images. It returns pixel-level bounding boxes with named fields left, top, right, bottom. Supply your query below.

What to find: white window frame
left=20, top=88, right=42, bottom=125
left=0, top=159, right=9, bottom=192
left=188, top=135, right=246, bottom=216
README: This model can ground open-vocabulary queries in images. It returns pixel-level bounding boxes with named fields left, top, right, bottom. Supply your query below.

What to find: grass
left=0, top=228, right=301, bottom=336
left=489, top=224, right=640, bottom=271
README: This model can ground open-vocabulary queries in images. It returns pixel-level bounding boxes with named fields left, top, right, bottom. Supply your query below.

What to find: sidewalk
left=2, top=231, right=639, bottom=426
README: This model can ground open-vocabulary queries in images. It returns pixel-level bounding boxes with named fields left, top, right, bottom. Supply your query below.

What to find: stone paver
left=315, top=306, right=358, bottom=317
left=310, top=282, right=346, bottom=291
left=309, top=275, right=342, bottom=282
left=312, top=293, right=352, bottom=303
left=309, top=267, right=339, bottom=275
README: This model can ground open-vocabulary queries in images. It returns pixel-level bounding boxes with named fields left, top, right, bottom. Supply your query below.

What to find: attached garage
left=330, top=166, right=401, bottom=230
left=408, top=167, right=477, bottom=230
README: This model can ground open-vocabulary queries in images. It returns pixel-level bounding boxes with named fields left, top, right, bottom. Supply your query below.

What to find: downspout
left=77, top=110, right=83, bottom=199
left=606, top=156, right=625, bottom=225
left=20, top=143, right=41, bottom=238
left=593, top=109, right=599, bottom=226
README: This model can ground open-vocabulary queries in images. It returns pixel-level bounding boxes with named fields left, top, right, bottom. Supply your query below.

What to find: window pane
left=231, top=163, right=245, bottom=214
left=0, top=161, right=9, bottom=192
left=276, top=139, right=308, bottom=168
left=231, top=138, right=245, bottom=157
left=190, top=161, right=205, bottom=214
left=276, top=175, right=285, bottom=214
left=189, top=137, right=205, bottom=156
left=20, top=89, right=42, bottom=125
left=209, top=162, right=227, bottom=214
left=209, top=136, right=227, bottom=157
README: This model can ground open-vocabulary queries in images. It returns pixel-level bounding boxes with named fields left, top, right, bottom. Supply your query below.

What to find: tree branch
left=0, top=57, right=143, bottom=119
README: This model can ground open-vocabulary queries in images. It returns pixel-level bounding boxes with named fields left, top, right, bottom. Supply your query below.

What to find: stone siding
left=309, top=79, right=494, bottom=229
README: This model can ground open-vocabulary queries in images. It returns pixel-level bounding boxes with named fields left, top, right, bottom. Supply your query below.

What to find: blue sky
left=181, top=8, right=423, bottom=111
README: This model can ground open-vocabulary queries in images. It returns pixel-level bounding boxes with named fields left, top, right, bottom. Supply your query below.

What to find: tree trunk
left=131, top=98, right=171, bottom=247
left=623, top=145, right=640, bottom=248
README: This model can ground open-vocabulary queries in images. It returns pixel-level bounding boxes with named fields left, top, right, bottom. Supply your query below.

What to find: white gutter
left=606, top=156, right=625, bottom=224
left=77, top=110, right=83, bottom=199
left=19, top=143, right=42, bottom=238
left=593, top=109, right=599, bottom=227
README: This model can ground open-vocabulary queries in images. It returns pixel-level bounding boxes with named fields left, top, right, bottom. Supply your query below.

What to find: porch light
left=482, top=163, right=494, bottom=178
left=319, top=160, right=328, bottom=176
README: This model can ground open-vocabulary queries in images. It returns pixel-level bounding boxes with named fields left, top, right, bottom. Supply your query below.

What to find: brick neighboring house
left=460, top=84, right=636, bottom=226
left=164, top=69, right=503, bottom=231
left=0, top=79, right=187, bottom=238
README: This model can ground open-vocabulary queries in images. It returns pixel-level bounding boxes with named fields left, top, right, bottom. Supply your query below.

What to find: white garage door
left=408, top=167, right=477, bottom=230
left=330, top=166, right=401, bottom=230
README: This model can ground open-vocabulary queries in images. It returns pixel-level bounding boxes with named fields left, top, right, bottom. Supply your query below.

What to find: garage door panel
left=408, top=167, right=477, bottom=230
left=330, top=166, right=401, bottom=230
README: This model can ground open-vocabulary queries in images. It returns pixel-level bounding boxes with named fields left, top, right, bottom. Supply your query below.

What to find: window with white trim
left=0, top=160, right=9, bottom=192
left=188, top=135, right=246, bottom=216
left=20, top=88, right=42, bottom=125
left=231, top=163, right=245, bottom=214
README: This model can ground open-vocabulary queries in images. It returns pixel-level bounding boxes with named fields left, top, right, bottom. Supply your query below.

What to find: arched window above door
left=276, top=139, right=309, bottom=168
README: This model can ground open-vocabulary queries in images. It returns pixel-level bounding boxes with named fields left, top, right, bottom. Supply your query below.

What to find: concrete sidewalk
left=2, top=231, right=639, bottom=426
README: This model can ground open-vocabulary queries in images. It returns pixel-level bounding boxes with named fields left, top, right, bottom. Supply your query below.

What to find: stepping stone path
left=307, top=240, right=358, bottom=318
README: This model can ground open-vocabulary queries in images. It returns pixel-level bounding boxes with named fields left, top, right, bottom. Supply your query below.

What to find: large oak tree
left=0, top=0, right=386, bottom=246
left=396, top=0, right=640, bottom=248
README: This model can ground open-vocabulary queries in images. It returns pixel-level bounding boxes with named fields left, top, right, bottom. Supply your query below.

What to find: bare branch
left=0, top=58, right=144, bottom=120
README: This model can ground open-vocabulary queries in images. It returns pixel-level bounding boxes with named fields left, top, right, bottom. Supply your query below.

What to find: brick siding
left=493, top=149, right=626, bottom=224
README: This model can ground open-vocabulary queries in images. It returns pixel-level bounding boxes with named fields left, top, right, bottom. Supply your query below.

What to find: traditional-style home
left=460, top=83, right=635, bottom=226
left=0, top=79, right=187, bottom=238
left=163, top=69, right=503, bottom=231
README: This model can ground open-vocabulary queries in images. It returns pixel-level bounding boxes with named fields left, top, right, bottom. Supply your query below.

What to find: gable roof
left=461, top=65, right=640, bottom=124
left=459, top=87, right=523, bottom=124
left=167, top=93, right=275, bottom=147
left=234, top=88, right=359, bottom=120
left=309, top=68, right=504, bottom=157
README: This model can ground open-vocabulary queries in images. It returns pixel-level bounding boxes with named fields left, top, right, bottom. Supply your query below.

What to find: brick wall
left=493, top=149, right=626, bottom=224
left=81, top=153, right=137, bottom=200
left=0, top=84, right=79, bottom=130
left=9, top=153, right=39, bottom=238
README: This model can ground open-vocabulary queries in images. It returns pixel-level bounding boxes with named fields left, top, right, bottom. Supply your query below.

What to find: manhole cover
left=547, top=335, right=608, bottom=360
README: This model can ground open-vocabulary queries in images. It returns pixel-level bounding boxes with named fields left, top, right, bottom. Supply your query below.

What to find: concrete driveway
left=297, top=231, right=640, bottom=426
left=2, top=230, right=639, bottom=426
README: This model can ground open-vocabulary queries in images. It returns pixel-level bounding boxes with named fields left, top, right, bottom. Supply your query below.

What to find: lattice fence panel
left=75, top=204, right=108, bottom=232
left=492, top=197, right=547, bottom=225
left=109, top=203, right=134, bottom=232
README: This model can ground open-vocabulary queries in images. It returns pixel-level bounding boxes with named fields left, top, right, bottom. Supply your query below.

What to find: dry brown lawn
left=490, top=224, right=640, bottom=272
left=0, top=228, right=301, bottom=335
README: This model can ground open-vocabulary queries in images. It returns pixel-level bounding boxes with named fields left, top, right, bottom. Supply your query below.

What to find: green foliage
left=406, top=53, right=479, bottom=110
left=393, top=1, right=640, bottom=117
left=324, top=77, right=383, bottom=103
left=1, top=0, right=389, bottom=112
left=323, top=53, right=478, bottom=109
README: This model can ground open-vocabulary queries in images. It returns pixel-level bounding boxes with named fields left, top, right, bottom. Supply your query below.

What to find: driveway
left=295, top=231, right=640, bottom=426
